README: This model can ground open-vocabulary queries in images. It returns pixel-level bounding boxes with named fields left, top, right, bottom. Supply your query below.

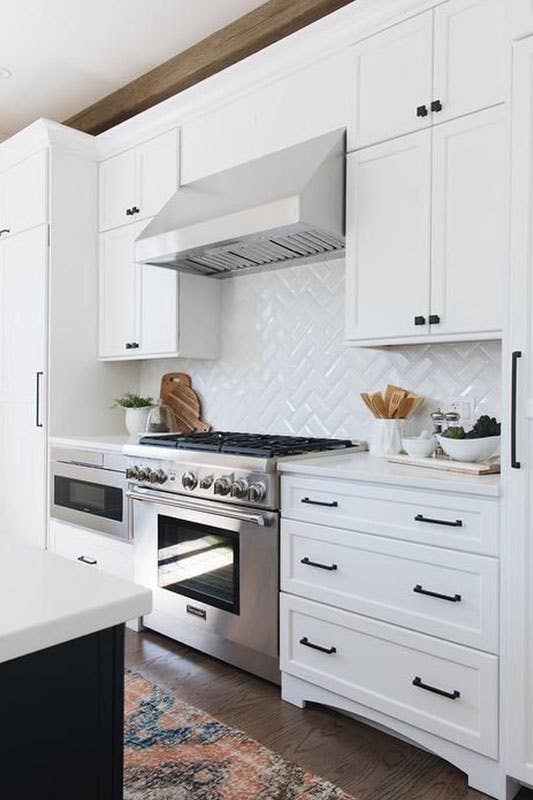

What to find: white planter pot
left=124, top=407, right=151, bottom=439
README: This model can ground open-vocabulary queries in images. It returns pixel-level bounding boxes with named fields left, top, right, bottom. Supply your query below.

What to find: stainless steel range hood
left=135, top=129, right=345, bottom=278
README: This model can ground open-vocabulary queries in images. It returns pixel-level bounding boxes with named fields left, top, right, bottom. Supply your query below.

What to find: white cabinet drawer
left=281, top=519, right=499, bottom=652
left=280, top=594, right=498, bottom=758
left=281, top=476, right=499, bottom=556
left=49, top=519, right=133, bottom=581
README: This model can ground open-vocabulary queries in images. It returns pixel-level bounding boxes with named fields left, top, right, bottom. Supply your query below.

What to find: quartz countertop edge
left=49, top=434, right=133, bottom=452
left=278, top=452, right=500, bottom=498
left=0, top=537, right=151, bottom=665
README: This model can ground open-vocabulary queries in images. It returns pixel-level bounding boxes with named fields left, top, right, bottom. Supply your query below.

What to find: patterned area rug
left=124, top=672, right=355, bottom=800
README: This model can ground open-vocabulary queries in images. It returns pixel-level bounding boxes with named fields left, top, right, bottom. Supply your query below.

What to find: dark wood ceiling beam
left=64, top=0, right=356, bottom=136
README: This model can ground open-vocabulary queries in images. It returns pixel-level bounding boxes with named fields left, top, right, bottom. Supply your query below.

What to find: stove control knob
left=200, top=475, right=214, bottom=490
left=248, top=482, right=267, bottom=503
left=126, top=466, right=139, bottom=480
left=182, top=471, right=198, bottom=491
left=148, top=469, right=162, bottom=484
left=231, top=479, right=249, bottom=499
left=137, top=467, right=149, bottom=482
left=214, top=476, right=232, bottom=496
left=154, top=469, right=167, bottom=484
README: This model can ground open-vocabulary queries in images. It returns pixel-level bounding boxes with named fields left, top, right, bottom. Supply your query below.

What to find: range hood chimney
left=135, top=129, right=346, bottom=278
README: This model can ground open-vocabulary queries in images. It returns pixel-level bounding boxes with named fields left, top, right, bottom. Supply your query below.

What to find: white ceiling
left=0, top=0, right=266, bottom=140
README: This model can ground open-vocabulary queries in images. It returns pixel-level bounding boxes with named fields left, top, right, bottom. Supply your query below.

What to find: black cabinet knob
left=132, top=206, right=140, bottom=215
left=431, top=100, right=443, bottom=113
left=125, top=208, right=133, bottom=216
left=125, top=342, right=132, bottom=349
left=429, top=314, right=441, bottom=325
left=416, top=105, right=429, bottom=118
left=0, top=228, right=10, bottom=236
left=414, top=315, right=426, bottom=326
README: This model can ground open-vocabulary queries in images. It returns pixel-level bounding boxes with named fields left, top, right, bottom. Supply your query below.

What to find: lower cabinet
left=98, top=221, right=221, bottom=360
left=49, top=518, right=133, bottom=582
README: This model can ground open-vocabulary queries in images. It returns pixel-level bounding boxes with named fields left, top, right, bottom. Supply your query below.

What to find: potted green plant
left=114, top=393, right=154, bottom=438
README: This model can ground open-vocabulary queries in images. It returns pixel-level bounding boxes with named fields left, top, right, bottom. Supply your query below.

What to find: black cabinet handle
left=35, top=371, right=43, bottom=428
left=431, top=100, right=443, bottom=113
left=413, top=584, right=461, bottom=603
left=429, top=314, right=440, bottom=324
left=125, top=342, right=132, bottom=349
left=131, top=206, right=140, bottom=215
left=301, top=497, right=338, bottom=508
left=125, top=342, right=139, bottom=350
left=125, top=208, right=133, bottom=216
left=414, top=315, right=426, bottom=326
left=300, top=636, right=336, bottom=655
left=0, top=228, right=10, bottom=236
left=415, top=514, right=462, bottom=528
left=413, top=676, right=460, bottom=700
left=512, top=351, right=522, bottom=469
left=77, top=555, right=97, bottom=565
left=301, top=556, right=338, bottom=571
left=417, top=105, right=429, bottom=118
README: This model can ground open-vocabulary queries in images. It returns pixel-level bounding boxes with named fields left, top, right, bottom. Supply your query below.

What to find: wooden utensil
left=159, top=373, right=211, bottom=432
left=389, top=389, right=406, bottom=418
left=370, top=391, right=387, bottom=419
left=360, top=393, right=376, bottom=416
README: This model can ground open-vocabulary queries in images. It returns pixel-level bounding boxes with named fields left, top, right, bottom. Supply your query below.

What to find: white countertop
left=0, top=537, right=151, bottom=665
left=50, top=434, right=133, bottom=453
left=279, top=452, right=500, bottom=497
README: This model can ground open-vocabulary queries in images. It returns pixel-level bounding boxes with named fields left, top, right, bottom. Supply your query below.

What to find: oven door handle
left=126, top=491, right=268, bottom=527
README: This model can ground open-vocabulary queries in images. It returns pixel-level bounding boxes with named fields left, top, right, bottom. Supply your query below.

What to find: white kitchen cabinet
left=345, top=131, right=432, bottom=342
left=49, top=518, right=134, bottom=582
left=430, top=106, right=507, bottom=338
left=346, top=106, right=507, bottom=346
left=349, top=0, right=506, bottom=151
left=0, top=225, right=47, bottom=548
left=98, top=128, right=179, bottom=232
left=350, top=13, right=433, bottom=150
left=98, top=221, right=220, bottom=360
left=0, top=150, right=48, bottom=238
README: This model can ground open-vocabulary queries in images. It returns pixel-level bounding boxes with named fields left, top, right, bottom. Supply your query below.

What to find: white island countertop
left=279, top=451, right=500, bottom=498
left=0, top=537, right=151, bottom=665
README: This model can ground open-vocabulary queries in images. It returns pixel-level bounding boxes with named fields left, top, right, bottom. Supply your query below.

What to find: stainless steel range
left=126, top=432, right=366, bottom=684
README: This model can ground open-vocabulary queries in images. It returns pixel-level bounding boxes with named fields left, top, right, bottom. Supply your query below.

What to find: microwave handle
left=126, top=490, right=267, bottom=527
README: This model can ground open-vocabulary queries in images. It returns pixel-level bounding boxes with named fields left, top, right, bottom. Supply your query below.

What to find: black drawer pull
left=414, top=315, right=426, bottom=326
left=413, top=676, right=460, bottom=700
left=413, top=584, right=461, bottom=602
left=301, top=497, right=338, bottom=508
left=431, top=99, right=443, bottom=113
left=0, top=228, right=10, bottom=236
left=429, top=314, right=440, bottom=325
left=301, top=556, right=338, bottom=571
left=77, top=555, right=97, bottom=565
left=300, top=636, right=336, bottom=655
left=415, top=514, right=462, bottom=528
left=416, top=104, right=429, bottom=117
left=511, top=351, right=522, bottom=469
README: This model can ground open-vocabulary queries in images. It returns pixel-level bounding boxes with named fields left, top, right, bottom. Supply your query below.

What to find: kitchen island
left=0, top=535, right=151, bottom=800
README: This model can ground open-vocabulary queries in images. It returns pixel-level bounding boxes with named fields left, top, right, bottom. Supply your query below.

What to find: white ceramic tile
left=139, top=259, right=501, bottom=440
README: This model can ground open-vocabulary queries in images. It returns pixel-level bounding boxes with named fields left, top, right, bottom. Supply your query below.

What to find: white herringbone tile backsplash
left=140, top=259, right=501, bottom=440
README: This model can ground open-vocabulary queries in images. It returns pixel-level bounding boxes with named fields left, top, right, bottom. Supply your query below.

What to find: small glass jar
left=145, top=398, right=177, bottom=433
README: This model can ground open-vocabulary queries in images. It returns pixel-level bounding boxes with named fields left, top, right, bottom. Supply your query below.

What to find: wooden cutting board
left=160, top=373, right=211, bottom=433
left=387, top=454, right=500, bottom=475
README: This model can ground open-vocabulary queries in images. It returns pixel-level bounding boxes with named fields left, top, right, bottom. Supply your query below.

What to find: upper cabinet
left=349, top=0, right=506, bottom=151
left=98, top=128, right=179, bottom=232
left=346, top=106, right=507, bottom=346
left=0, top=150, right=48, bottom=239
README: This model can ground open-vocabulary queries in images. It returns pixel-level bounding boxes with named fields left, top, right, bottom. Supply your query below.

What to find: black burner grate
left=139, top=431, right=353, bottom=458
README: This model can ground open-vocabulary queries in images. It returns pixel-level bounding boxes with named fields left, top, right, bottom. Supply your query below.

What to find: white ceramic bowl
left=437, top=435, right=500, bottom=463
left=401, top=437, right=436, bottom=459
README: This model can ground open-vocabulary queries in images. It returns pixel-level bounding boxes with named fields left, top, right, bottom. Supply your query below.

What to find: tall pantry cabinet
left=0, top=121, right=138, bottom=548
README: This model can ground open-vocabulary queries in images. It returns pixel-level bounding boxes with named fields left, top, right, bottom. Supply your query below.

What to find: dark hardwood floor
left=125, top=629, right=531, bottom=800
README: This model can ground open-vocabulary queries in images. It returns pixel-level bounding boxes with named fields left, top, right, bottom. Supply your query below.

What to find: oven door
left=131, top=487, right=279, bottom=672
left=50, top=461, right=129, bottom=541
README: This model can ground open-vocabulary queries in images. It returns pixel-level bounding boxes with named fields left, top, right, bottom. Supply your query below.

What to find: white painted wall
left=139, top=258, right=501, bottom=440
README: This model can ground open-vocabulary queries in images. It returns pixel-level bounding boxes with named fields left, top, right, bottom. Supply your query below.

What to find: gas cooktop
left=138, top=431, right=355, bottom=459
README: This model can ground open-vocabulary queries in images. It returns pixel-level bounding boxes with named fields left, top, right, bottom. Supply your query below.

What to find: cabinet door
left=511, top=0, right=533, bottom=39
left=433, top=0, right=506, bottom=124
left=2, top=150, right=48, bottom=236
left=0, top=225, right=48, bottom=402
left=136, top=129, right=179, bottom=221
left=345, top=130, right=432, bottom=343
left=349, top=12, right=433, bottom=150
left=98, top=224, right=139, bottom=358
left=138, top=263, right=178, bottom=357
left=430, top=107, right=507, bottom=337
left=98, top=148, right=136, bottom=232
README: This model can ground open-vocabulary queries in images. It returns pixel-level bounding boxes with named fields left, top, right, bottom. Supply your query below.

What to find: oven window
left=157, top=515, right=240, bottom=615
left=54, top=476, right=123, bottom=521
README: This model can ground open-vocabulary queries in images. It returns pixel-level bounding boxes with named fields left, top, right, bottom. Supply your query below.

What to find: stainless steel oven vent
left=135, top=129, right=345, bottom=279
